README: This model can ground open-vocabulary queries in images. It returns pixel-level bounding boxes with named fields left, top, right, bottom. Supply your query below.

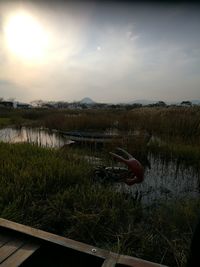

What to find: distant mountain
left=128, top=99, right=200, bottom=105
left=78, top=98, right=200, bottom=106
left=190, top=100, right=200, bottom=105
left=80, top=97, right=96, bottom=105
left=169, top=99, right=200, bottom=105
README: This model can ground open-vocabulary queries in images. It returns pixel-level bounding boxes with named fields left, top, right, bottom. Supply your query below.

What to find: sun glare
left=4, top=11, right=49, bottom=61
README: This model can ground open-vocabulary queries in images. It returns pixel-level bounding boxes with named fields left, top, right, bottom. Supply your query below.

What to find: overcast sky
left=0, top=0, right=200, bottom=103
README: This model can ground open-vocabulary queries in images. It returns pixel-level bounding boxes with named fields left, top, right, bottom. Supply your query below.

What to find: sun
left=4, top=11, right=49, bottom=61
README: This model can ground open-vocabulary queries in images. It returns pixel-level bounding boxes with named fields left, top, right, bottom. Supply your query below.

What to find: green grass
left=0, top=142, right=199, bottom=267
left=148, top=140, right=200, bottom=169
left=1, top=106, right=200, bottom=266
left=0, top=117, right=12, bottom=128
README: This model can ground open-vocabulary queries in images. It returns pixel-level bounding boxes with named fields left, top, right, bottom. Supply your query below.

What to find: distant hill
left=80, top=97, right=96, bottom=105
left=78, top=98, right=200, bottom=106
left=128, top=99, right=200, bottom=105
left=190, top=100, right=200, bottom=105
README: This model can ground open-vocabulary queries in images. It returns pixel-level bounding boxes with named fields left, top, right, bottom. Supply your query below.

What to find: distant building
left=16, top=103, right=32, bottom=109
left=0, top=101, right=15, bottom=108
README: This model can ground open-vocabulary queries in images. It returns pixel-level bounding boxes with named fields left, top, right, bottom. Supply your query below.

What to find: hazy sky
left=0, top=0, right=200, bottom=103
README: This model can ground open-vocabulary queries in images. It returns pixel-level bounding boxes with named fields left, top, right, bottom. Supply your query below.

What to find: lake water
left=118, top=154, right=200, bottom=203
left=0, top=127, right=74, bottom=148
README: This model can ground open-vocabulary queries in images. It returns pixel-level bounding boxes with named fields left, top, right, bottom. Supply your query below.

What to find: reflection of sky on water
left=0, top=127, right=73, bottom=148
left=117, top=154, right=200, bottom=204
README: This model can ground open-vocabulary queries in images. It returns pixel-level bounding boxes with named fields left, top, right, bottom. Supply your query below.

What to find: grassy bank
left=0, top=142, right=199, bottom=267
left=1, top=106, right=200, bottom=139
left=41, top=106, right=200, bottom=145
left=1, top=106, right=200, bottom=159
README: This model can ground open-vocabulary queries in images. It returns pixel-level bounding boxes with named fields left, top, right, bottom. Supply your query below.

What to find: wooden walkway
left=0, top=218, right=167, bottom=267
left=0, top=231, right=39, bottom=266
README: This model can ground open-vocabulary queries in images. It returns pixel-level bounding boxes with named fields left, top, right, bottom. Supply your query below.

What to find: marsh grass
left=149, top=141, right=200, bottom=170
left=8, top=106, right=199, bottom=163
left=1, top=106, right=200, bottom=266
left=1, top=106, right=200, bottom=144
left=0, top=142, right=200, bottom=266
left=0, top=117, right=12, bottom=128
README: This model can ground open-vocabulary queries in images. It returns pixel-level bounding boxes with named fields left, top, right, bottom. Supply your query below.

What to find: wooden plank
left=0, top=218, right=169, bottom=267
left=0, top=218, right=109, bottom=260
left=0, top=242, right=40, bottom=267
left=0, top=239, right=24, bottom=263
left=0, top=234, right=11, bottom=248
left=101, top=253, right=119, bottom=267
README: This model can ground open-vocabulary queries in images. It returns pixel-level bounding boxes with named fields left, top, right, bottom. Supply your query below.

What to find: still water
left=0, top=127, right=73, bottom=148
left=118, top=154, right=200, bottom=203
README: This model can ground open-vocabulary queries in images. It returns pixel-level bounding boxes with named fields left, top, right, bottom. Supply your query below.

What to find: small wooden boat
left=59, top=130, right=121, bottom=144
left=0, top=218, right=167, bottom=267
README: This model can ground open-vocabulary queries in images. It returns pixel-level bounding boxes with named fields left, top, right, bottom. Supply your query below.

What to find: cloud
left=0, top=1, right=199, bottom=102
left=0, top=79, right=30, bottom=100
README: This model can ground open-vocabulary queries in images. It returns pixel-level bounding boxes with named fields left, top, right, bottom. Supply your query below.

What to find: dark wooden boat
left=58, top=130, right=121, bottom=144
left=0, top=218, right=167, bottom=267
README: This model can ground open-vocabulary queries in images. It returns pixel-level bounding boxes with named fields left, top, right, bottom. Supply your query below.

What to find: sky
left=0, top=0, right=200, bottom=103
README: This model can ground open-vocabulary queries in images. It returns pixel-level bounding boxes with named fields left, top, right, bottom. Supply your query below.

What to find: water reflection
left=0, top=127, right=74, bottom=148
left=118, top=154, right=200, bottom=203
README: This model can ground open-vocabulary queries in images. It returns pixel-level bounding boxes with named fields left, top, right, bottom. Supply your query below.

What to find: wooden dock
left=0, top=218, right=167, bottom=267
